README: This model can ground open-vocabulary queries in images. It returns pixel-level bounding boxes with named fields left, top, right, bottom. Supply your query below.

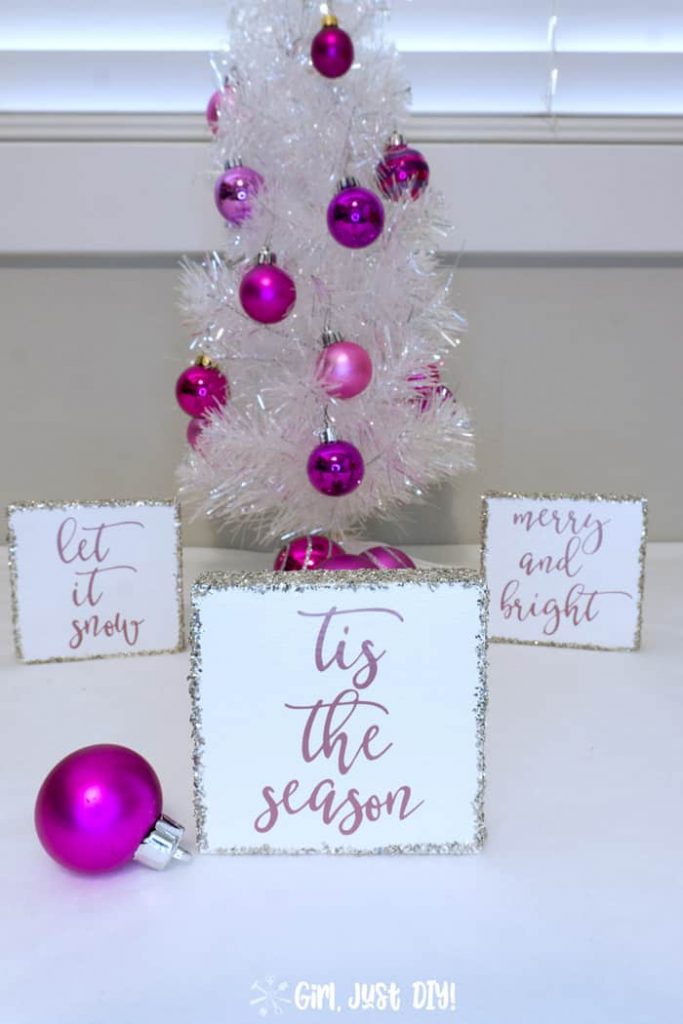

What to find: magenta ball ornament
left=377, top=135, right=430, bottom=201
left=311, top=20, right=354, bottom=79
left=307, top=439, right=365, bottom=497
left=240, top=252, right=297, bottom=324
left=214, top=163, right=263, bottom=225
left=318, top=553, right=374, bottom=571
left=327, top=181, right=384, bottom=249
left=186, top=417, right=204, bottom=448
left=206, top=83, right=234, bottom=134
left=363, top=545, right=416, bottom=570
left=176, top=362, right=228, bottom=418
left=273, top=535, right=345, bottom=571
left=34, top=745, right=163, bottom=873
left=316, top=336, right=373, bottom=399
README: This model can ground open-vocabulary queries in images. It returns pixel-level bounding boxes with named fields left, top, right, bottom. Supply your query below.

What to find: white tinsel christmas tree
left=176, top=0, right=474, bottom=566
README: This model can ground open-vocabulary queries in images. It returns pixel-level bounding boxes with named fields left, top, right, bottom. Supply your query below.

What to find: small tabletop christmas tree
left=177, top=0, right=474, bottom=570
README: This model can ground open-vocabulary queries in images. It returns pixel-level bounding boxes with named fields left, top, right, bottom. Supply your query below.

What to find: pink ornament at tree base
left=34, top=745, right=190, bottom=873
left=363, top=545, right=416, bottom=569
left=318, top=553, right=373, bottom=571
left=274, top=535, right=345, bottom=571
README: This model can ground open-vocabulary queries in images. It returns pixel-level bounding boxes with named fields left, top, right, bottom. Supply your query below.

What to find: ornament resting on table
left=205, top=78, right=235, bottom=134
left=214, top=160, right=263, bottom=225
left=311, top=13, right=354, bottom=79
left=273, top=534, right=345, bottom=571
left=318, top=552, right=373, bottom=570
left=240, top=248, right=297, bottom=324
left=363, top=544, right=416, bottom=569
left=327, top=178, right=384, bottom=249
left=34, top=745, right=191, bottom=873
left=176, top=356, right=229, bottom=418
left=307, top=426, right=364, bottom=497
left=377, top=132, right=430, bottom=201
left=316, top=329, right=373, bottom=400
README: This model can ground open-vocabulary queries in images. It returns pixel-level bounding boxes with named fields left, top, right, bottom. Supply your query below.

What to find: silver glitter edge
left=6, top=498, right=186, bottom=664
left=189, top=566, right=489, bottom=856
left=480, top=491, right=648, bottom=653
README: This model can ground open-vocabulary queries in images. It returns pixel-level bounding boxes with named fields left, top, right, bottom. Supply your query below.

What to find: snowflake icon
left=250, top=976, right=292, bottom=1017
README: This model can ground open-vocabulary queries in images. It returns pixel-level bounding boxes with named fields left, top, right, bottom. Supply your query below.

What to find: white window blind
left=2, top=0, right=683, bottom=116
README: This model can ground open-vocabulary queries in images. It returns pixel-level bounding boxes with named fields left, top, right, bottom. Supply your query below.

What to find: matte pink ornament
left=34, top=745, right=189, bottom=873
left=186, top=417, right=204, bottom=448
left=176, top=362, right=228, bottom=418
left=327, top=180, right=384, bottom=249
left=311, top=20, right=354, bottom=79
left=273, top=535, right=345, bottom=571
left=307, top=439, right=364, bottom=497
left=363, top=545, right=416, bottom=570
left=240, top=250, right=297, bottom=324
left=318, top=553, right=373, bottom=571
left=377, top=134, right=430, bottom=201
left=214, top=163, right=263, bottom=225
left=316, top=333, right=372, bottom=399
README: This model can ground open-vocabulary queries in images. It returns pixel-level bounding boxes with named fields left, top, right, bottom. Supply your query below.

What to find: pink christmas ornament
left=34, top=744, right=190, bottom=873
left=377, top=133, right=430, bottom=201
left=176, top=360, right=228, bottom=418
left=205, top=80, right=235, bottom=134
left=273, top=534, right=345, bottom=571
left=311, top=16, right=354, bottom=79
left=327, top=179, right=384, bottom=249
left=414, top=383, right=454, bottom=413
left=316, top=330, right=372, bottom=400
left=307, top=438, right=364, bottom=497
left=214, top=161, right=263, bottom=225
left=363, top=545, right=416, bottom=569
left=186, top=417, right=204, bottom=448
left=240, top=249, right=297, bottom=324
left=318, top=553, right=373, bottom=571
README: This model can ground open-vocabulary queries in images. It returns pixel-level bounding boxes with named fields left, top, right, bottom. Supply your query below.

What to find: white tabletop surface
left=2, top=543, right=682, bottom=1023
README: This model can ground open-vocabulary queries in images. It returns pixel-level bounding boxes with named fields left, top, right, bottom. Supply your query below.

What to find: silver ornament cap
left=134, top=814, right=192, bottom=871
left=256, top=246, right=277, bottom=266
left=338, top=176, right=361, bottom=192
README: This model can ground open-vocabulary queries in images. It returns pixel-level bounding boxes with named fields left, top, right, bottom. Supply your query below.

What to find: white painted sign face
left=190, top=569, right=487, bottom=855
left=482, top=493, right=647, bottom=651
left=8, top=500, right=184, bottom=663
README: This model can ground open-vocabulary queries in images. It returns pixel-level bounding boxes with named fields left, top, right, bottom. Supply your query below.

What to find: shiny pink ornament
left=311, top=23, right=354, bottom=78
left=214, top=163, right=263, bottom=225
left=318, top=553, right=373, bottom=571
left=273, top=535, right=345, bottom=571
left=363, top=545, right=416, bottom=569
left=316, top=336, right=372, bottom=399
left=35, top=745, right=163, bottom=873
left=176, top=363, right=228, bottom=418
left=377, top=135, right=430, bottom=201
left=206, top=82, right=235, bottom=134
left=327, top=181, right=384, bottom=249
left=186, top=417, right=204, bottom=448
left=307, top=439, right=364, bottom=497
left=240, top=252, right=297, bottom=324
